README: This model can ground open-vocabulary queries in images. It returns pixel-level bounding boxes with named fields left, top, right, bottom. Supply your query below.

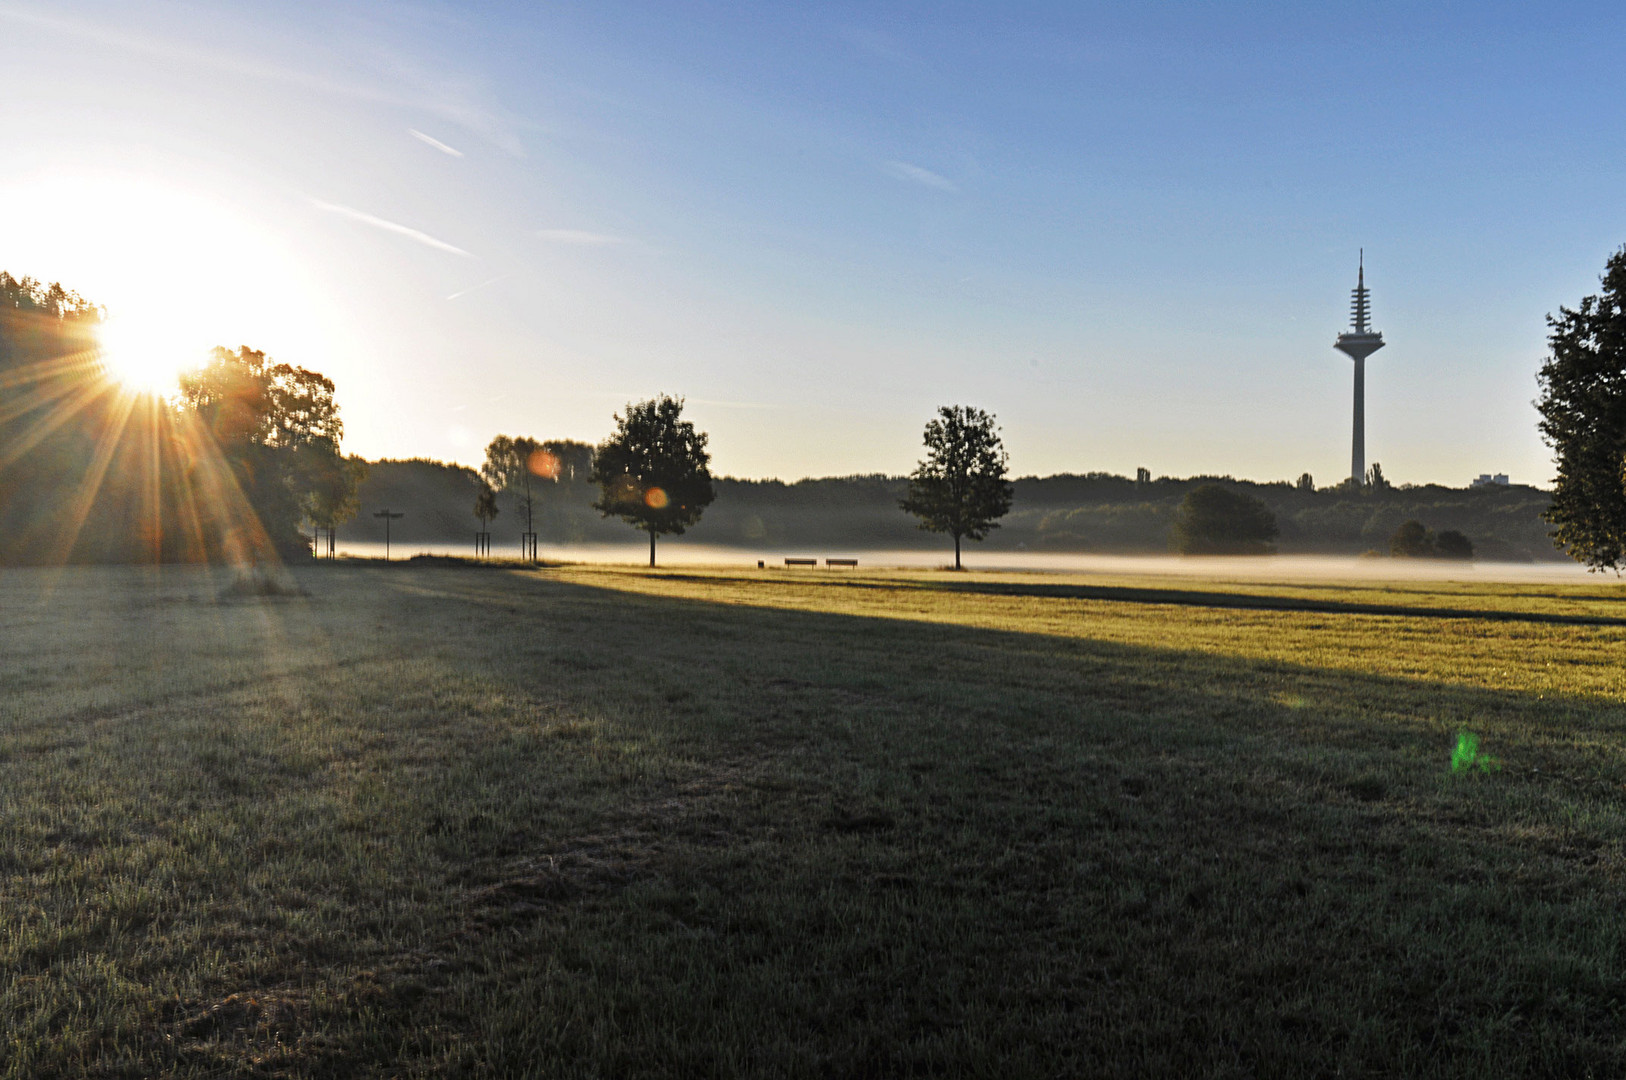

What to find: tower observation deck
left=1333, top=251, right=1385, bottom=486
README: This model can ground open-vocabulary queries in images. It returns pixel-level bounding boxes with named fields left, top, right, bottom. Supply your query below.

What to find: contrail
left=310, top=199, right=471, bottom=257
left=410, top=129, right=464, bottom=157
left=883, top=160, right=957, bottom=191
left=445, top=274, right=511, bottom=300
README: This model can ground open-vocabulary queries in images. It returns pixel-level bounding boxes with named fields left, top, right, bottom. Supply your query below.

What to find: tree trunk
left=649, top=529, right=656, bottom=568
left=954, top=532, right=962, bottom=571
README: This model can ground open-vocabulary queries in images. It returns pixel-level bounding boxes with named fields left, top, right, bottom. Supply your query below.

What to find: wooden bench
left=784, top=558, right=817, bottom=567
left=825, top=558, right=858, bottom=567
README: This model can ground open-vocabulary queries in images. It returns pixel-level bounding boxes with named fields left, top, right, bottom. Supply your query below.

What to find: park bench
left=825, top=558, right=858, bottom=567
left=784, top=557, right=817, bottom=567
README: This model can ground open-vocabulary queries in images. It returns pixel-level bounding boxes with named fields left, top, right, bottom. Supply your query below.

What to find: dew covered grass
left=5, top=561, right=1626, bottom=1076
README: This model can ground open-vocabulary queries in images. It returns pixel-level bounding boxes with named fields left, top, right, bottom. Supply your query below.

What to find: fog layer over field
left=333, top=540, right=1597, bottom=583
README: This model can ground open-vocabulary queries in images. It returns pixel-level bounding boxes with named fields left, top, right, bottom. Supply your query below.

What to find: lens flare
left=1451, top=732, right=1499, bottom=773
left=644, top=486, right=669, bottom=509
left=528, top=449, right=560, bottom=479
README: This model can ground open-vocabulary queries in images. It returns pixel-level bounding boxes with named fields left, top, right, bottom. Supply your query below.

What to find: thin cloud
left=840, top=27, right=923, bottom=69
left=410, top=129, right=464, bottom=157
left=0, top=7, right=526, bottom=156
left=445, top=274, right=511, bottom=300
left=536, top=229, right=628, bottom=246
left=310, top=199, right=471, bottom=257
left=884, top=161, right=958, bottom=192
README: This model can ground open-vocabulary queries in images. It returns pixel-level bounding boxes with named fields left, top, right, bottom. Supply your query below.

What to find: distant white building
left=1471, top=473, right=1510, bottom=488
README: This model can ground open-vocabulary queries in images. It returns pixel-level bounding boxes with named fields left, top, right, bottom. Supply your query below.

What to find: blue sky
left=3, top=2, right=1624, bottom=485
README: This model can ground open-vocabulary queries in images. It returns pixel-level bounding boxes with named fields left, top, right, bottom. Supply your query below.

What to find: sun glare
left=96, top=313, right=203, bottom=396
left=2, top=170, right=340, bottom=401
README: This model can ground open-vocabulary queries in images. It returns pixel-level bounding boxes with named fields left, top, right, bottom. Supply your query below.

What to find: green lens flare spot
left=1451, top=731, right=1500, bottom=774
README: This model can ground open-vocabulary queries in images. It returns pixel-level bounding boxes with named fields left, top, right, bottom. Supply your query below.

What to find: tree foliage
left=481, top=434, right=544, bottom=534
left=1389, top=519, right=1433, bottom=558
left=590, top=395, right=714, bottom=566
left=1435, top=529, right=1474, bottom=560
left=1390, top=519, right=1474, bottom=560
left=1, top=275, right=359, bottom=565
left=305, top=455, right=368, bottom=532
left=0, top=274, right=107, bottom=562
left=1169, top=484, right=1277, bottom=555
left=474, top=479, right=500, bottom=527
left=1537, top=246, right=1626, bottom=570
left=178, top=346, right=358, bottom=558
left=899, top=405, right=1013, bottom=570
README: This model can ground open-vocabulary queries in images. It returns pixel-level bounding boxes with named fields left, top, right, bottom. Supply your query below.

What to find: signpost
left=373, top=509, right=404, bottom=560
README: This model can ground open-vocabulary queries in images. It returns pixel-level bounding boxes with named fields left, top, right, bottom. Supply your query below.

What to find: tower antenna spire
left=1334, top=253, right=1386, bottom=486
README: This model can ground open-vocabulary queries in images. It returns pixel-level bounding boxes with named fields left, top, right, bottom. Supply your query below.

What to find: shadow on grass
left=8, top=564, right=1626, bottom=1078
left=373, top=567, right=1626, bottom=1077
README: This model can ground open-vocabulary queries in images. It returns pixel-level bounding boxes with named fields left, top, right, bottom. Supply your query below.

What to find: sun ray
left=44, top=386, right=139, bottom=564
left=0, top=374, right=118, bottom=472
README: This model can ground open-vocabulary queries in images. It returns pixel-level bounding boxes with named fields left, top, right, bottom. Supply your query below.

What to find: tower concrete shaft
left=1351, top=357, right=1365, bottom=485
left=1334, top=252, right=1384, bottom=485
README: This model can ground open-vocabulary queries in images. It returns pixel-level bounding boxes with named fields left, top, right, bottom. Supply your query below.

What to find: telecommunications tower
left=1334, top=251, right=1385, bottom=486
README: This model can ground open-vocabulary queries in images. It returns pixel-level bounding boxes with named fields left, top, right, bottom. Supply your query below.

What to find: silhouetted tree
left=899, top=405, right=1013, bottom=570
left=1296, top=472, right=1315, bottom=492
left=1435, top=529, right=1474, bottom=560
left=1366, top=462, right=1390, bottom=492
left=1169, top=485, right=1277, bottom=555
left=1390, top=519, right=1433, bottom=558
left=1389, top=520, right=1474, bottom=560
left=590, top=395, right=715, bottom=566
left=0, top=273, right=105, bottom=563
left=1537, top=245, right=1626, bottom=570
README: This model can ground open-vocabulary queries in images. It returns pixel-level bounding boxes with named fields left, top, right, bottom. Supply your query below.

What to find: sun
left=95, top=312, right=205, bottom=397
left=2, top=170, right=343, bottom=402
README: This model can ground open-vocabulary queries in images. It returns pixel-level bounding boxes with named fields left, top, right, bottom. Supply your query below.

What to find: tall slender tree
left=1537, top=245, right=1626, bottom=570
left=474, top=479, right=500, bottom=530
left=899, top=405, right=1013, bottom=570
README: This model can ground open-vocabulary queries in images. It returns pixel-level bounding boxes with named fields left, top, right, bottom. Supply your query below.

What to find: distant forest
left=344, top=459, right=1563, bottom=562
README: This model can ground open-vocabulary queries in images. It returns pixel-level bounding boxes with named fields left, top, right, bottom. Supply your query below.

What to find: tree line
left=471, top=400, right=1010, bottom=567
left=12, top=241, right=1626, bottom=570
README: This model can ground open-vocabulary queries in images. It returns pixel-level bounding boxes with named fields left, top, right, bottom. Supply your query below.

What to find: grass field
left=6, top=560, right=1626, bottom=1077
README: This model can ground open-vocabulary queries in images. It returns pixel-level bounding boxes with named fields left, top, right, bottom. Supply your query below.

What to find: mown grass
left=5, top=561, right=1626, bottom=1077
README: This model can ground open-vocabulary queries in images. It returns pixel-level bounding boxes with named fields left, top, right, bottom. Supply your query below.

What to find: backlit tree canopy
left=179, top=346, right=361, bottom=559
left=590, top=395, right=714, bottom=566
